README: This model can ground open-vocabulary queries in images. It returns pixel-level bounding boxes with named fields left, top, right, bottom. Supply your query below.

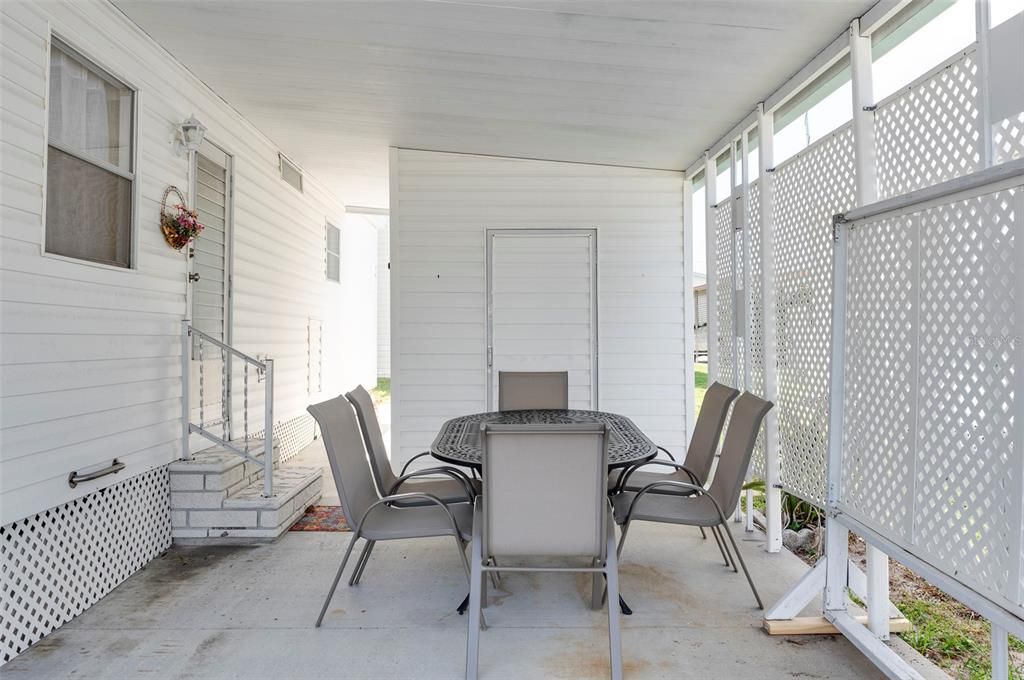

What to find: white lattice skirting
left=0, top=467, right=172, bottom=665
left=251, top=411, right=317, bottom=464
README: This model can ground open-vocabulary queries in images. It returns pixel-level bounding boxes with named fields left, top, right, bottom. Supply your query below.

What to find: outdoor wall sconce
left=175, top=114, right=207, bottom=156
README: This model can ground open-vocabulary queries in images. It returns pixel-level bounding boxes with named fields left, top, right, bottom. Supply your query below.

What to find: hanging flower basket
left=160, top=186, right=204, bottom=251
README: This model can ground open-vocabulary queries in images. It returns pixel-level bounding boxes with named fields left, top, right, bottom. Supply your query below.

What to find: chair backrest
left=707, top=392, right=774, bottom=511
left=685, top=382, right=741, bottom=483
left=345, top=385, right=397, bottom=493
left=497, top=371, right=569, bottom=411
left=481, top=423, right=608, bottom=558
left=308, top=395, right=381, bottom=528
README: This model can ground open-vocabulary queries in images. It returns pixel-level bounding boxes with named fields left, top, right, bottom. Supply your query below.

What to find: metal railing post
left=181, top=320, right=191, bottom=460
left=758, top=103, right=783, bottom=554
left=824, top=212, right=851, bottom=616
left=850, top=16, right=890, bottom=640
left=704, top=152, right=719, bottom=384
left=263, top=358, right=274, bottom=498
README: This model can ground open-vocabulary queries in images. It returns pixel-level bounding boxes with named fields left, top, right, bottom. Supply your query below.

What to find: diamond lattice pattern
left=715, top=199, right=737, bottom=388
left=841, top=187, right=1020, bottom=614
left=773, top=126, right=857, bottom=506
left=1, top=468, right=172, bottom=663
left=875, top=52, right=981, bottom=199
left=748, top=180, right=767, bottom=478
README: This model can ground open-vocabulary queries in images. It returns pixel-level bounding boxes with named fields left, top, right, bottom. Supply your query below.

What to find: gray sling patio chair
left=497, top=370, right=569, bottom=411
left=308, top=395, right=474, bottom=627
left=612, top=392, right=773, bottom=610
left=465, top=423, right=622, bottom=680
left=346, top=385, right=480, bottom=506
left=608, top=381, right=739, bottom=495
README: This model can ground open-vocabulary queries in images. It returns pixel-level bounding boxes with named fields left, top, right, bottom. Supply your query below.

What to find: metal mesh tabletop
left=431, top=409, right=656, bottom=468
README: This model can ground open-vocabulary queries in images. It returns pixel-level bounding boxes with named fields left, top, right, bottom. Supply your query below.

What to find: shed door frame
left=485, top=228, right=599, bottom=411
left=186, top=137, right=235, bottom=447
left=187, top=137, right=234, bottom=348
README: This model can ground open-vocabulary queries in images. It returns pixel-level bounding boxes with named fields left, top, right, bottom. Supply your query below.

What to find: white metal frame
left=484, top=228, right=599, bottom=411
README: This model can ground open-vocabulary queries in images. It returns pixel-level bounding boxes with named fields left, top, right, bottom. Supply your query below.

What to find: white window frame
left=325, top=221, right=341, bottom=283
left=42, top=34, right=140, bottom=271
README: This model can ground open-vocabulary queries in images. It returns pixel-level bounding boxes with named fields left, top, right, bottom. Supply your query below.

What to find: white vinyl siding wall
left=391, top=149, right=687, bottom=469
left=0, top=1, right=371, bottom=523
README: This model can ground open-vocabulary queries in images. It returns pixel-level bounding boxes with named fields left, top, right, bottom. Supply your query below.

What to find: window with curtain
left=46, top=38, right=135, bottom=268
left=326, top=222, right=341, bottom=282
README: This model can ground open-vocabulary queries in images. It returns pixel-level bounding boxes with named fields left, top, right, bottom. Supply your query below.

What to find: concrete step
left=170, top=441, right=322, bottom=544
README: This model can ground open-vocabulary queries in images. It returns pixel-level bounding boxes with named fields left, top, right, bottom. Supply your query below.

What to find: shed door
left=187, top=140, right=232, bottom=442
left=486, top=229, right=598, bottom=410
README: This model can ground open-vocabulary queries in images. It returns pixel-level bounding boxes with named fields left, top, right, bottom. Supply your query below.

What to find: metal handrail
left=187, top=323, right=266, bottom=368
left=840, top=157, right=1024, bottom=226
left=69, top=459, right=125, bottom=488
left=181, top=319, right=275, bottom=498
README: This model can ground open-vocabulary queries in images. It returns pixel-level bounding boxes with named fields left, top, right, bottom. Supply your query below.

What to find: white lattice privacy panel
left=747, top=180, right=767, bottom=478
left=714, top=199, right=737, bottom=386
left=995, top=112, right=1024, bottom=165
left=875, top=50, right=981, bottom=200
left=773, top=126, right=856, bottom=506
left=1, top=467, right=172, bottom=663
left=840, top=185, right=1022, bottom=615
left=251, top=412, right=317, bottom=463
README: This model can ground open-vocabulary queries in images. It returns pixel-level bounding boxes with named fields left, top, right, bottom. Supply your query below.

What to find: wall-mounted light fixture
left=175, top=114, right=207, bottom=156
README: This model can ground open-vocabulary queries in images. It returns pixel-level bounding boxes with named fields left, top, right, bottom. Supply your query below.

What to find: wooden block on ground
left=763, top=615, right=913, bottom=636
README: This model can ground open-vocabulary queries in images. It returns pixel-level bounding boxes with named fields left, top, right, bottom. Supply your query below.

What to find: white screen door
left=486, top=229, right=598, bottom=410
left=188, top=139, right=232, bottom=443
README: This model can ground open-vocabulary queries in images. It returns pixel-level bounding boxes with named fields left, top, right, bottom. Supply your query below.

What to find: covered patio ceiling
left=113, top=0, right=875, bottom=208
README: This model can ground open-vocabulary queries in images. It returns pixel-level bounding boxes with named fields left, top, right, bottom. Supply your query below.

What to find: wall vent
left=279, top=153, right=303, bottom=192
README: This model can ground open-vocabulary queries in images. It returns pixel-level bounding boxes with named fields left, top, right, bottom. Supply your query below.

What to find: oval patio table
left=430, top=408, right=657, bottom=470
left=430, top=408, right=657, bottom=617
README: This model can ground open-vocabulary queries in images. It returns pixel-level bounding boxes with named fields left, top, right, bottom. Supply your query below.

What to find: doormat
left=290, top=505, right=350, bottom=532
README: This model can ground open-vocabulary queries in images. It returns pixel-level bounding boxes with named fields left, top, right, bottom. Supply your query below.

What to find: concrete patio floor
left=6, top=507, right=944, bottom=679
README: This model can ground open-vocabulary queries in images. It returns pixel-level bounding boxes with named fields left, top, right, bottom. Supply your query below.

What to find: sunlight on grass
left=694, top=362, right=708, bottom=414
left=371, top=377, right=391, bottom=404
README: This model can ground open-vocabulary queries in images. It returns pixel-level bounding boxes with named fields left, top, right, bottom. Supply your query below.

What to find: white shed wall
left=0, top=0, right=373, bottom=523
left=390, top=148, right=687, bottom=468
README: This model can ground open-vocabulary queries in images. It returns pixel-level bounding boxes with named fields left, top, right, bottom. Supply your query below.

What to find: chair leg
left=605, top=524, right=623, bottom=680
left=456, top=536, right=487, bottom=629
left=711, top=525, right=734, bottom=569
left=719, top=521, right=764, bottom=610
left=467, top=536, right=485, bottom=680
left=482, top=558, right=489, bottom=609
left=488, top=557, right=502, bottom=587
left=316, top=532, right=361, bottom=627
left=616, top=519, right=632, bottom=558
left=591, top=559, right=603, bottom=611
left=349, top=540, right=375, bottom=586
left=698, top=526, right=707, bottom=540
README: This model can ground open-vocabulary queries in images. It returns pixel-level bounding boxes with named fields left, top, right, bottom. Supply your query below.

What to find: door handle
left=188, top=272, right=201, bottom=283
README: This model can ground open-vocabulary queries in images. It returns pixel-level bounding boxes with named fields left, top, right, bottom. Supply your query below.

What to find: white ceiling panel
left=113, top=0, right=876, bottom=207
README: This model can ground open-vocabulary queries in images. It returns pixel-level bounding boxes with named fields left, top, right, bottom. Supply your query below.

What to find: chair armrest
left=625, top=480, right=730, bottom=525
left=401, top=451, right=479, bottom=480
left=399, top=451, right=434, bottom=476
left=656, top=445, right=677, bottom=461
left=616, top=460, right=702, bottom=494
left=389, top=466, right=476, bottom=502
left=356, top=492, right=465, bottom=537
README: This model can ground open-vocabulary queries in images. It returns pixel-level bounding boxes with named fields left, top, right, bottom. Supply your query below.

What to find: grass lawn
left=371, top=377, right=390, bottom=404
left=694, top=362, right=708, bottom=414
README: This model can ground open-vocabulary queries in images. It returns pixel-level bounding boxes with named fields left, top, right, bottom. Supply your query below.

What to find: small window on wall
left=280, top=153, right=303, bottom=192
left=326, top=222, right=341, bottom=282
left=46, top=37, right=135, bottom=268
